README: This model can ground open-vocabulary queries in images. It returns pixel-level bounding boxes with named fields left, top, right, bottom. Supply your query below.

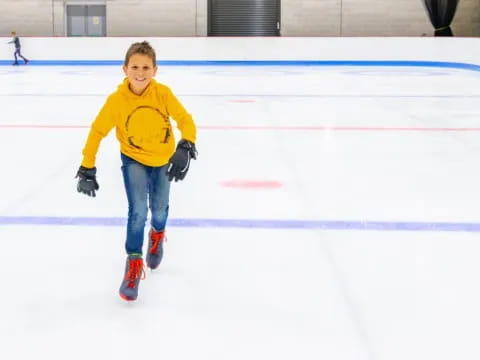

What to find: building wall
left=105, top=0, right=197, bottom=36
left=281, top=0, right=341, bottom=36
left=340, top=0, right=431, bottom=36
left=1, top=0, right=54, bottom=36
left=453, top=0, right=480, bottom=36
left=0, top=0, right=478, bottom=37
left=281, top=0, right=480, bottom=37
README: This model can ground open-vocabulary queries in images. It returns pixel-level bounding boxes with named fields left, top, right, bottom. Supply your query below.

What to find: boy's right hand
left=76, top=166, right=99, bottom=197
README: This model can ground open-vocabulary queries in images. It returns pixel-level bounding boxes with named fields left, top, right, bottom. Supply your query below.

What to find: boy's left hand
left=166, top=139, right=197, bottom=182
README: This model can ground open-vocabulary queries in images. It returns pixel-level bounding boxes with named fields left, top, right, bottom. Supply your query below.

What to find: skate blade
left=119, top=293, right=137, bottom=302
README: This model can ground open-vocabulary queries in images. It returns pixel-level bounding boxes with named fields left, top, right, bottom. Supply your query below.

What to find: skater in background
left=8, top=31, right=29, bottom=65
left=75, top=41, right=197, bottom=301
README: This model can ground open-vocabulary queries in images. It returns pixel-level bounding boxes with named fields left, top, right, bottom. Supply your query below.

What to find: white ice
left=1, top=64, right=480, bottom=360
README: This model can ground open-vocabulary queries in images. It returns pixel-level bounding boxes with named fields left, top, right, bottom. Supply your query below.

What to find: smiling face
left=123, top=53, right=157, bottom=95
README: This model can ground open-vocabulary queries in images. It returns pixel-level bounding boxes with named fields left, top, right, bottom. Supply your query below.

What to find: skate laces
left=149, top=230, right=166, bottom=254
left=125, top=258, right=146, bottom=288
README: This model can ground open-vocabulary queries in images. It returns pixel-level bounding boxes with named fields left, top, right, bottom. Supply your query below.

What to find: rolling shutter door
left=208, top=0, right=280, bottom=36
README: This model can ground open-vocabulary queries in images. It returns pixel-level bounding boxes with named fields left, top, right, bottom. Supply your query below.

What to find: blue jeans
left=14, top=48, right=27, bottom=62
left=121, top=153, right=170, bottom=255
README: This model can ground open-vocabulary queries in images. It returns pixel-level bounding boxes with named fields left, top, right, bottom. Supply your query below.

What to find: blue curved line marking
left=1, top=60, right=480, bottom=72
left=0, top=216, right=480, bottom=232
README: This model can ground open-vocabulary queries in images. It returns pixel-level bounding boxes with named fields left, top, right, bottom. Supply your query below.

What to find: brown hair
left=124, top=41, right=156, bottom=66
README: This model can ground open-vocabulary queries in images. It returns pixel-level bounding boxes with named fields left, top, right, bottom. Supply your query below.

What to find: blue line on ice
left=1, top=216, right=480, bottom=232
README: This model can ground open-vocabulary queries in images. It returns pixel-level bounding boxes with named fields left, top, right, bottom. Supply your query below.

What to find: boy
left=8, top=31, right=29, bottom=65
left=76, top=41, right=197, bottom=301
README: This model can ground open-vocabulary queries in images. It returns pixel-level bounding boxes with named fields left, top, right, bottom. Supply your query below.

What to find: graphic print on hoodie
left=125, top=105, right=172, bottom=152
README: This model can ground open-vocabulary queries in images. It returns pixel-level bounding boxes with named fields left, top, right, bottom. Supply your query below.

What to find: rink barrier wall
left=1, top=37, right=480, bottom=64
left=0, top=60, right=480, bottom=72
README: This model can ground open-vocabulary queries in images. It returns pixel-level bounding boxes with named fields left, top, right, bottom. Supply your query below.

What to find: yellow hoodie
left=81, top=78, right=196, bottom=168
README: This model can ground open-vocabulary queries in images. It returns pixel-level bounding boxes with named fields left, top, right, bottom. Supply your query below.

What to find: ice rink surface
left=1, top=64, right=480, bottom=359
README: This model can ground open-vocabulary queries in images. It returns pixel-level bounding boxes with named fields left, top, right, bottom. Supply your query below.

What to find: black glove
left=166, top=139, right=197, bottom=182
left=76, top=166, right=99, bottom=197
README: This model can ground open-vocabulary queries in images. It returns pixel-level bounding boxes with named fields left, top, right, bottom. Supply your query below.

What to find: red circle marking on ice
left=220, top=179, right=283, bottom=189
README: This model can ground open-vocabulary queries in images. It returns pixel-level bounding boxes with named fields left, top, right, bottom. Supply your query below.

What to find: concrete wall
left=454, top=0, right=480, bottom=36
left=281, top=0, right=480, bottom=36
left=105, top=0, right=198, bottom=36
left=0, top=0, right=478, bottom=37
left=1, top=0, right=55, bottom=36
